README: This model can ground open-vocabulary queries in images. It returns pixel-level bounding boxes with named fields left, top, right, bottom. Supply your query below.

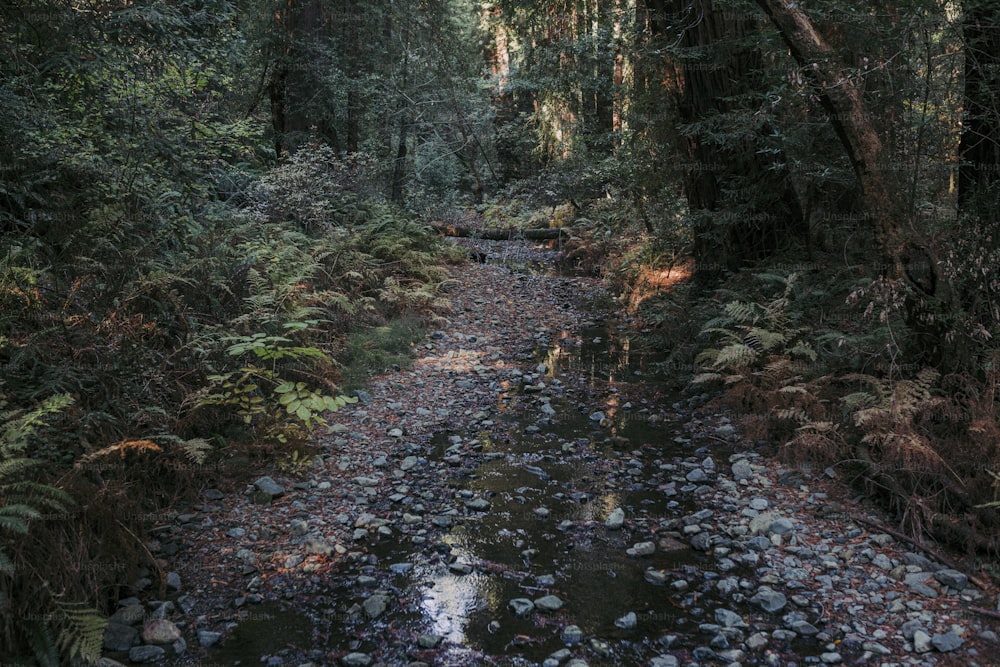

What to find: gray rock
left=305, top=539, right=335, bottom=555
left=141, top=619, right=181, bottom=644
left=913, top=630, right=932, bottom=653
left=629, top=541, right=656, bottom=557
left=534, top=595, right=564, bottom=611
left=690, top=532, right=712, bottom=551
left=340, top=652, right=372, bottom=667
left=203, top=488, right=224, bottom=500
left=686, top=468, right=709, bottom=483
left=562, top=624, right=584, bottom=644
left=417, top=634, right=442, bottom=648
left=768, top=518, right=795, bottom=536
left=253, top=476, right=284, bottom=498
left=750, top=589, right=787, bottom=612
left=128, top=645, right=165, bottom=663
left=650, top=656, right=679, bottom=667
left=746, top=632, right=769, bottom=650
left=109, top=604, right=146, bottom=626
left=615, top=612, right=637, bottom=630
left=103, top=622, right=138, bottom=651
left=714, top=608, right=748, bottom=628
left=820, top=652, right=842, bottom=664
left=197, top=630, right=222, bottom=648
left=400, top=455, right=419, bottom=471
left=901, top=619, right=924, bottom=640
left=509, top=598, right=535, bottom=616
left=362, top=593, right=390, bottom=619
left=731, top=459, right=754, bottom=481
left=931, top=631, right=963, bottom=652
left=466, top=497, right=490, bottom=511
left=605, top=507, right=625, bottom=529
left=749, top=498, right=769, bottom=510
left=165, top=572, right=181, bottom=591
left=933, top=569, right=969, bottom=591
left=566, top=660, right=591, bottom=667
left=389, top=562, right=413, bottom=575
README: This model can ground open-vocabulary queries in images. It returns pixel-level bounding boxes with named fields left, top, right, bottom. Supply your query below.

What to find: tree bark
left=958, top=0, right=1000, bottom=211
left=754, top=0, right=907, bottom=278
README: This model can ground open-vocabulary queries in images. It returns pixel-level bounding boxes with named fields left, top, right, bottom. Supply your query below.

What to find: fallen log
left=430, top=222, right=567, bottom=241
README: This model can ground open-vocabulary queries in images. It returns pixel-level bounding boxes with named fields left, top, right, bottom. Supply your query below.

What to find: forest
left=1, top=0, right=999, bottom=663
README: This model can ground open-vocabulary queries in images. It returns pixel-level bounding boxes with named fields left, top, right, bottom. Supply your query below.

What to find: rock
left=253, top=476, right=284, bottom=498
left=605, top=507, right=625, bottom=530
left=658, top=536, right=687, bottom=552
left=628, top=541, right=656, bottom=557
left=931, top=631, right=963, bottom=652
left=128, top=645, right=165, bottom=663
left=389, top=562, right=413, bottom=575
left=746, top=632, right=769, bottom=650
left=203, top=488, right=224, bottom=500
left=197, top=630, right=222, bottom=648
left=933, top=569, right=969, bottom=591
left=820, top=652, right=842, bottom=664
left=566, top=660, right=590, bottom=667
left=305, top=539, right=335, bottom=555
left=534, top=595, right=564, bottom=611
left=562, top=625, right=584, bottom=644
left=650, top=656, right=679, bottom=667
left=690, top=532, right=711, bottom=551
left=731, top=459, right=754, bottom=481
left=615, top=612, right=637, bottom=630
left=109, top=604, right=146, bottom=626
left=714, top=608, right=748, bottom=628
left=362, top=593, right=390, bottom=619
left=509, top=598, right=535, bottom=616
left=913, top=630, right=932, bottom=653
left=767, top=518, right=794, bottom=536
left=750, top=589, right=787, bottom=612
left=141, top=619, right=181, bottom=644
left=466, top=497, right=490, bottom=510
left=901, top=619, right=924, bottom=640
left=417, top=634, right=443, bottom=648
left=449, top=558, right=474, bottom=575
left=685, top=468, right=708, bottom=483
left=400, top=455, right=419, bottom=471
left=103, top=622, right=138, bottom=651
left=98, top=659, right=128, bottom=667
left=165, top=572, right=181, bottom=591
left=340, top=652, right=372, bottom=667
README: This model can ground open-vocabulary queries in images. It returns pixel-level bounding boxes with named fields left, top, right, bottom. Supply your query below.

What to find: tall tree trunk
left=754, top=0, right=908, bottom=279
left=659, top=0, right=805, bottom=283
left=958, top=0, right=1000, bottom=211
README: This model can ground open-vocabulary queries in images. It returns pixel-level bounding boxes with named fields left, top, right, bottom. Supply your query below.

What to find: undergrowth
left=0, top=142, right=459, bottom=662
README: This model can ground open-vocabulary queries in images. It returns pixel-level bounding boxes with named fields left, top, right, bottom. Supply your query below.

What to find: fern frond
left=713, top=343, right=757, bottom=369
left=55, top=600, right=106, bottom=664
left=691, top=372, right=723, bottom=384
left=75, top=439, right=162, bottom=467
left=181, top=437, right=212, bottom=464
left=724, top=301, right=763, bottom=323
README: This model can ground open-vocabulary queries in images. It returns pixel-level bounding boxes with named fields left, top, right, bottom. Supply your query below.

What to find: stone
left=913, top=630, right=932, bottom=653
left=109, top=604, right=146, bottom=626
left=400, top=456, right=419, bottom=471
left=615, top=612, right=637, bottom=630
left=141, top=619, right=181, bottom=644
left=562, top=625, right=584, bottom=644
left=650, top=656, right=679, bottom=667
left=103, top=622, right=138, bottom=652
left=605, top=507, right=625, bottom=529
left=714, top=608, right=748, bottom=628
left=933, top=569, right=969, bottom=591
left=305, top=539, right=335, bottom=555
left=165, top=572, right=181, bottom=591
left=629, top=541, right=656, bottom=557
left=820, top=652, right=842, bottom=664
left=417, top=634, right=442, bottom=648
left=534, top=595, right=564, bottom=611
left=685, top=468, right=708, bottom=483
left=253, top=476, right=284, bottom=498
left=128, top=645, right=165, bottom=663
left=767, top=518, right=795, bottom=536
left=197, top=630, right=222, bottom=648
left=931, top=631, right=963, bottom=652
left=466, top=498, right=490, bottom=510
left=340, top=653, right=372, bottom=667
left=747, top=632, right=769, bottom=650
left=731, top=459, right=754, bottom=481
left=508, top=598, right=534, bottom=616
left=690, top=532, right=711, bottom=551
left=750, top=589, right=787, bottom=612
left=363, top=593, right=390, bottom=619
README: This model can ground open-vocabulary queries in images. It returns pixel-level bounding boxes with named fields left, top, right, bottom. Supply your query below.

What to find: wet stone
left=562, top=625, right=584, bottom=644
left=196, top=630, right=222, bottom=648
left=340, top=653, right=372, bottom=667
left=534, top=595, right=564, bottom=611
left=934, top=569, right=969, bottom=591
left=750, top=589, right=787, bottom=612
left=509, top=598, right=535, bottom=616
left=628, top=541, right=656, bottom=557
left=253, top=476, right=284, bottom=498
left=650, top=656, right=679, bottom=667
left=363, top=593, right=390, bottom=619
left=605, top=507, right=625, bottom=529
left=615, top=611, right=637, bottom=630
left=417, top=634, right=442, bottom=648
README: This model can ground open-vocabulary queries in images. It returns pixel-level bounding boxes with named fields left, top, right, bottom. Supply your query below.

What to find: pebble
left=509, top=598, right=535, bottom=616
left=534, top=595, right=564, bottom=611
left=253, top=476, right=284, bottom=498
left=340, top=652, right=372, bottom=667
left=128, top=645, right=165, bottom=663
left=562, top=625, right=584, bottom=644
left=605, top=507, right=625, bottom=529
left=615, top=611, right=637, bottom=630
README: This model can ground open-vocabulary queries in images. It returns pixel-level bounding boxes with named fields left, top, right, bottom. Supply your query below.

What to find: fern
left=54, top=599, right=106, bottom=665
